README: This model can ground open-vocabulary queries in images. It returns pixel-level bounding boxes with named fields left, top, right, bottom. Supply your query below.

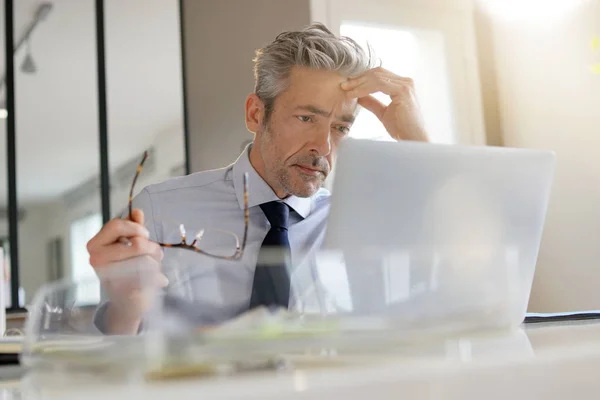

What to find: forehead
left=277, top=66, right=358, bottom=116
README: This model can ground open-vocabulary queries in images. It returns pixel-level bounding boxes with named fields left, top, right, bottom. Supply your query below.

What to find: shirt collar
left=232, top=143, right=313, bottom=219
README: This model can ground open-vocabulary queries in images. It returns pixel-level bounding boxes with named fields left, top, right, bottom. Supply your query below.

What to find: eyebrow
left=296, top=105, right=355, bottom=124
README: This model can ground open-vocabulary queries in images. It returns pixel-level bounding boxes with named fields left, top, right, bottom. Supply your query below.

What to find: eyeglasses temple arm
left=128, top=150, right=149, bottom=220
left=239, top=172, right=250, bottom=254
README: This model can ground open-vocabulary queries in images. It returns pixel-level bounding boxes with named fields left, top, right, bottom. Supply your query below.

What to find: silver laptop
left=319, top=139, right=555, bottom=331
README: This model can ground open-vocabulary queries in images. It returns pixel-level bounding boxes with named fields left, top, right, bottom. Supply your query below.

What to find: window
left=70, top=213, right=103, bottom=306
left=341, top=22, right=456, bottom=144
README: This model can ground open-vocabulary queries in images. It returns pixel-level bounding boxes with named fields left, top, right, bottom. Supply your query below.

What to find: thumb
left=130, top=209, right=145, bottom=225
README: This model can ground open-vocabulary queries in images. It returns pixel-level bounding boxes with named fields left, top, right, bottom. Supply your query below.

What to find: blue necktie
left=249, top=201, right=291, bottom=309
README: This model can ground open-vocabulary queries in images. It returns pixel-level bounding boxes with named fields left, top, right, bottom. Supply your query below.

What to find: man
left=87, top=23, right=428, bottom=334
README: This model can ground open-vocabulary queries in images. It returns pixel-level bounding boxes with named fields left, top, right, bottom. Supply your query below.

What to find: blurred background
left=0, top=0, right=186, bottom=308
left=0, top=0, right=599, bottom=314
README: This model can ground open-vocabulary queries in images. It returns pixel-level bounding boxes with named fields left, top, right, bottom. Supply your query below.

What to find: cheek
left=331, top=133, right=344, bottom=146
left=264, top=120, right=302, bottom=160
left=278, top=119, right=312, bottom=148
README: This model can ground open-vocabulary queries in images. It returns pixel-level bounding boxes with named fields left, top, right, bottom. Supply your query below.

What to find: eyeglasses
left=127, top=151, right=249, bottom=260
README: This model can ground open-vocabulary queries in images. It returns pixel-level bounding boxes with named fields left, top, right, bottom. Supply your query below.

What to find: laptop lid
left=320, top=139, right=555, bottom=327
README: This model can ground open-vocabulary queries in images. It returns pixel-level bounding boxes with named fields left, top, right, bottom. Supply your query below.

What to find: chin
left=288, top=182, right=321, bottom=198
left=286, top=181, right=321, bottom=197
left=280, top=169, right=325, bottom=198
left=295, top=189, right=318, bottom=198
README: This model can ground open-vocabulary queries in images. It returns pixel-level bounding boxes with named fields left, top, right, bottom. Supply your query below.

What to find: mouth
left=294, top=164, right=324, bottom=177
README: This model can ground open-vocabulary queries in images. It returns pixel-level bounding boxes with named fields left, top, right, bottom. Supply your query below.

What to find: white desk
left=4, top=321, right=600, bottom=399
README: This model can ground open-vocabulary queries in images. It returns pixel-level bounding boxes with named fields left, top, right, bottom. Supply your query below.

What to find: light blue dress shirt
left=130, top=144, right=331, bottom=325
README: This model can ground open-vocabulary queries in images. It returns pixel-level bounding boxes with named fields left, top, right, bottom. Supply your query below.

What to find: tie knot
left=260, top=201, right=290, bottom=230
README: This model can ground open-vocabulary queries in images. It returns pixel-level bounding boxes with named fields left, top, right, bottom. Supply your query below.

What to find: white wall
left=181, top=0, right=313, bottom=172
left=477, top=1, right=600, bottom=312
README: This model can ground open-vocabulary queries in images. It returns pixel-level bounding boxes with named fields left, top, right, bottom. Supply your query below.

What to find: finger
left=357, top=95, right=386, bottom=121
left=343, top=69, right=412, bottom=91
left=96, top=256, right=169, bottom=315
left=88, top=218, right=150, bottom=249
left=371, top=67, right=414, bottom=84
left=345, top=79, right=382, bottom=99
left=117, top=271, right=169, bottom=294
left=156, top=273, right=169, bottom=288
left=347, top=78, right=410, bottom=100
left=91, top=237, right=162, bottom=267
left=375, top=72, right=414, bottom=86
left=341, top=75, right=368, bottom=90
left=99, top=256, right=169, bottom=304
left=108, top=254, right=160, bottom=273
left=130, top=208, right=145, bottom=225
left=93, top=239, right=162, bottom=267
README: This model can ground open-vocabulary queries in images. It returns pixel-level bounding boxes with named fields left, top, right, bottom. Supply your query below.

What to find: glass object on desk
left=21, top=263, right=158, bottom=383
left=291, top=245, right=524, bottom=343
left=20, top=254, right=331, bottom=383
left=22, top=239, right=526, bottom=382
left=121, top=244, right=527, bottom=380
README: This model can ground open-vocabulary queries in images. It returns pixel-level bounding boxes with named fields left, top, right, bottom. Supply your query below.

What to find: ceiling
left=0, top=0, right=184, bottom=207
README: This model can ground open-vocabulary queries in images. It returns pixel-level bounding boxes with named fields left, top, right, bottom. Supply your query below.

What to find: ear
left=245, top=93, right=264, bottom=134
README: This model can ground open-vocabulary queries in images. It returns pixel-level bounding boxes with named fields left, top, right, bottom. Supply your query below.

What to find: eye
left=297, top=115, right=313, bottom=123
left=335, top=125, right=351, bottom=135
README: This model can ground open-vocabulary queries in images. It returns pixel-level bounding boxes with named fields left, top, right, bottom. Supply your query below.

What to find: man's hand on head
left=341, top=67, right=429, bottom=142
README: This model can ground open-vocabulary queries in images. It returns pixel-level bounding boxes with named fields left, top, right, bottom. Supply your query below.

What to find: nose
left=308, top=125, right=332, bottom=157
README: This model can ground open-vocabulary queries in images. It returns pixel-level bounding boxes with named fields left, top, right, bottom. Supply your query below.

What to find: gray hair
left=253, top=22, right=377, bottom=121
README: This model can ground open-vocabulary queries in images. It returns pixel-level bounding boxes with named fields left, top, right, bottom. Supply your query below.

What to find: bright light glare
left=481, top=0, right=588, bottom=22
left=0, top=109, right=7, bottom=119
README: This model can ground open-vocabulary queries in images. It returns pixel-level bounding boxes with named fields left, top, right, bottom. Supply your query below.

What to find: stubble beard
left=259, top=124, right=329, bottom=198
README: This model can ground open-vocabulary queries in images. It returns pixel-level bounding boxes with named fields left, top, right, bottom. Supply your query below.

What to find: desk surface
left=4, top=321, right=600, bottom=399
